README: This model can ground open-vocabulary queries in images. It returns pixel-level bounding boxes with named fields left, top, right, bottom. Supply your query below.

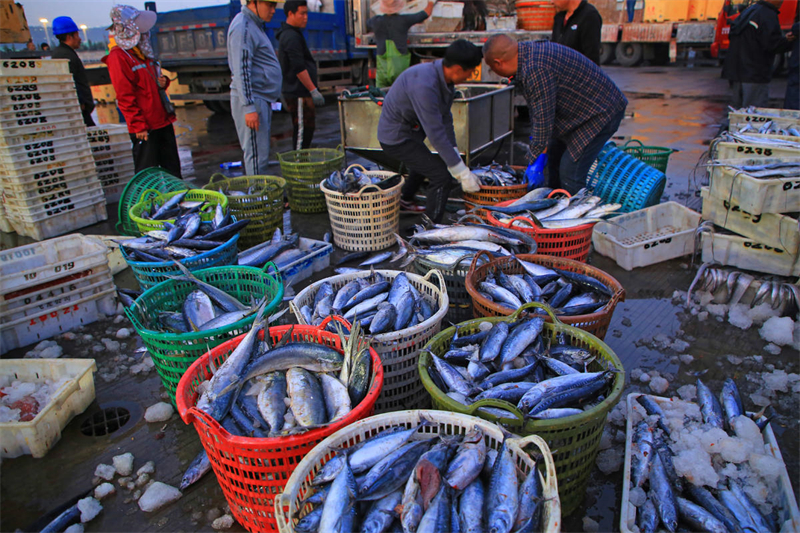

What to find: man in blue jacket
left=228, top=0, right=283, bottom=175
left=378, top=40, right=482, bottom=221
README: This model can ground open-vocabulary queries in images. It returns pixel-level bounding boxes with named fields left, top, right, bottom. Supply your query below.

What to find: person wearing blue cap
left=50, top=16, right=95, bottom=126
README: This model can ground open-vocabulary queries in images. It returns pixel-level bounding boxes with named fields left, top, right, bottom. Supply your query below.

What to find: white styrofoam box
left=621, top=393, right=800, bottom=533
left=90, top=140, right=132, bottom=156
left=274, top=237, right=333, bottom=287
left=0, top=149, right=95, bottom=175
left=0, top=58, right=70, bottom=76
left=707, top=157, right=800, bottom=215
left=729, top=107, right=800, bottom=130
left=0, top=135, right=93, bottom=165
left=98, top=235, right=132, bottom=276
left=0, top=234, right=109, bottom=291
left=0, top=131, right=92, bottom=159
left=486, top=15, right=518, bottom=30
left=0, top=92, right=80, bottom=114
left=409, top=1, right=464, bottom=32
left=0, top=201, right=12, bottom=233
left=1, top=266, right=112, bottom=321
left=0, top=73, right=74, bottom=86
left=592, top=202, right=701, bottom=270
left=0, top=126, right=87, bottom=149
left=97, top=163, right=135, bottom=185
left=714, top=140, right=800, bottom=161
left=0, top=100, right=82, bottom=122
left=2, top=160, right=99, bottom=196
left=0, top=359, right=97, bottom=457
left=7, top=200, right=108, bottom=241
left=86, top=124, right=130, bottom=145
left=701, top=230, right=800, bottom=277
left=701, top=187, right=799, bottom=255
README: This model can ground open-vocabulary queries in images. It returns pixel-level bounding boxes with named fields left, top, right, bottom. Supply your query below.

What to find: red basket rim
left=175, top=321, right=384, bottom=445
left=486, top=198, right=597, bottom=236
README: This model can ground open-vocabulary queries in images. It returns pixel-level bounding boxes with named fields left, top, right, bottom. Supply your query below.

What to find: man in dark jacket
left=277, top=0, right=325, bottom=150
left=551, top=0, right=603, bottom=65
left=785, top=21, right=798, bottom=109
left=50, top=16, right=95, bottom=126
left=722, top=0, right=793, bottom=109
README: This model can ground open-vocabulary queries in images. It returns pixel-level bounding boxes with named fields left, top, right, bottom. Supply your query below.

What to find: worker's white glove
left=448, top=160, right=481, bottom=193
left=310, top=88, right=325, bottom=107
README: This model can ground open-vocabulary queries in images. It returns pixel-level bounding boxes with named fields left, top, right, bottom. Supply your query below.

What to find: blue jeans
left=548, top=109, right=625, bottom=194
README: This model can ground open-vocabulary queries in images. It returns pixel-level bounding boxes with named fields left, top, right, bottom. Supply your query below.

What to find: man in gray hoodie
left=228, top=0, right=283, bottom=175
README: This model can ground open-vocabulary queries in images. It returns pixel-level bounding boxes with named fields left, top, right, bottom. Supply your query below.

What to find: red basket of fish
left=176, top=315, right=384, bottom=533
left=486, top=198, right=599, bottom=262
left=465, top=251, right=625, bottom=340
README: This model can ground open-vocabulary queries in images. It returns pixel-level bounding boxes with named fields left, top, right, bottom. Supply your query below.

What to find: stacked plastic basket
left=86, top=124, right=134, bottom=203
left=0, top=59, right=106, bottom=239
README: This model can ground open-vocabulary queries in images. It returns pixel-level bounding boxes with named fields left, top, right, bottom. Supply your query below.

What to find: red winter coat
left=103, top=47, right=175, bottom=134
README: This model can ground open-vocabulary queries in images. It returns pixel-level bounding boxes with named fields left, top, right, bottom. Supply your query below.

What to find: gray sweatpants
left=231, top=94, right=273, bottom=176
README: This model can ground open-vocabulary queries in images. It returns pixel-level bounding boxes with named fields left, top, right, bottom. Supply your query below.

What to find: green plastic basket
left=278, top=146, right=345, bottom=213
left=125, top=265, right=284, bottom=405
left=418, top=302, right=625, bottom=515
left=116, top=167, right=185, bottom=236
left=128, top=188, right=229, bottom=236
left=620, top=139, right=674, bottom=174
left=202, top=174, right=286, bottom=249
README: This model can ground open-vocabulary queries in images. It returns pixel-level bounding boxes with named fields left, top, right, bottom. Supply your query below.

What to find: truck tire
left=600, top=43, right=615, bottom=65
left=615, top=42, right=643, bottom=67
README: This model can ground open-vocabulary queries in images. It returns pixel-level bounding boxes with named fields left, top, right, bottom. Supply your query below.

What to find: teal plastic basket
left=587, top=142, right=666, bottom=213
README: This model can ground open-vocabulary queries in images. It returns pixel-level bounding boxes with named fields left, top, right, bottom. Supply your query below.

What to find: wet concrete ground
left=1, top=66, right=797, bottom=533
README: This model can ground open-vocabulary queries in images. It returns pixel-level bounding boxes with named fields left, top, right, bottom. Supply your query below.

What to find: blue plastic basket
left=587, top=142, right=666, bottom=213
left=121, top=233, right=240, bottom=290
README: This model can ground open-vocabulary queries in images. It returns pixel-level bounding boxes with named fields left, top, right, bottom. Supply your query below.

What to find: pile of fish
left=426, top=316, right=616, bottom=420
left=471, top=164, right=525, bottom=187
left=294, top=419, right=547, bottom=533
left=214, top=181, right=273, bottom=197
left=488, top=188, right=621, bottom=230
left=121, top=203, right=248, bottom=263
left=719, top=131, right=800, bottom=150
left=237, top=228, right=329, bottom=270
left=324, top=167, right=402, bottom=194
left=181, top=310, right=374, bottom=490
left=733, top=114, right=800, bottom=137
left=298, top=272, right=438, bottom=335
left=476, top=256, right=614, bottom=316
left=629, top=379, right=778, bottom=533
left=687, top=263, right=799, bottom=313
left=707, top=161, right=800, bottom=179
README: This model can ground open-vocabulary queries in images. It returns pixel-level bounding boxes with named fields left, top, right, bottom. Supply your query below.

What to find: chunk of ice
left=676, top=384, right=697, bottom=401
left=764, top=343, right=782, bottom=355
left=64, top=524, right=84, bottom=533
left=94, top=464, right=116, bottom=481
left=649, top=376, right=669, bottom=394
left=763, top=369, right=789, bottom=392
left=719, top=437, right=749, bottom=463
left=212, top=515, right=236, bottom=530
left=595, top=448, right=623, bottom=475
left=759, top=316, right=795, bottom=346
left=113, top=453, right=134, bottom=476
left=144, top=402, right=174, bottom=423
left=94, top=483, right=116, bottom=500
left=728, top=304, right=753, bottom=330
left=629, top=486, right=647, bottom=507
left=747, top=303, right=780, bottom=325
left=673, top=448, right=719, bottom=487
left=582, top=516, right=600, bottom=533
left=138, top=482, right=182, bottom=512
left=77, top=497, right=102, bottom=522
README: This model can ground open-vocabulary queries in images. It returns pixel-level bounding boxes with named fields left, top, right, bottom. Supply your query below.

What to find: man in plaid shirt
left=484, top=35, right=627, bottom=193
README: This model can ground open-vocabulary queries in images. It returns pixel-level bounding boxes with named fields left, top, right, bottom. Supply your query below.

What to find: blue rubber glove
left=524, top=152, right=549, bottom=191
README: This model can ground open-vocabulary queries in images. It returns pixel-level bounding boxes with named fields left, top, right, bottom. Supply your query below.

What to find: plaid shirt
left=517, top=41, right=627, bottom=161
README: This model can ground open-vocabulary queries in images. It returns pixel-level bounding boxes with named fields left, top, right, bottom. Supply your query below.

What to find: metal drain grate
left=80, top=406, right=131, bottom=437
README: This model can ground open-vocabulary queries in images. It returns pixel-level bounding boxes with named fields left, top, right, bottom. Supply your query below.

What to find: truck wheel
left=600, top=43, right=615, bottom=65
left=204, top=100, right=223, bottom=113
left=615, top=42, right=643, bottom=67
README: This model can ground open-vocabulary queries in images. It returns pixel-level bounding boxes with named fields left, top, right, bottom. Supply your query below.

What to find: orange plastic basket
left=175, top=317, right=384, bottom=533
left=486, top=199, right=595, bottom=262
left=463, top=183, right=528, bottom=220
left=464, top=251, right=625, bottom=340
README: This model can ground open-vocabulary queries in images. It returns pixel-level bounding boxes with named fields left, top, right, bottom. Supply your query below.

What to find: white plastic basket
left=1, top=160, right=100, bottom=195
left=0, top=73, right=74, bottom=86
left=0, top=126, right=87, bottom=149
left=0, top=234, right=110, bottom=291
left=713, top=141, right=800, bottom=161
left=291, top=269, right=449, bottom=413
left=0, top=131, right=92, bottom=159
left=707, top=157, right=800, bottom=215
left=2, top=169, right=100, bottom=202
left=86, top=124, right=130, bottom=145
left=274, top=237, right=333, bottom=287
left=701, top=230, right=800, bottom=277
left=0, top=92, right=80, bottom=114
left=7, top=200, right=108, bottom=241
left=0, top=113, right=85, bottom=137
left=592, top=202, right=701, bottom=270
left=97, top=163, right=135, bottom=185
left=0, top=136, right=94, bottom=166
left=0, top=149, right=96, bottom=175
left=701, top=187, right=799, bottom=255
left=90, top=141, right=133, bottom=159
left=0, top=58, right=70, bottom=76
left=276, top=410, right=561, bottom=533
left=728, top=107, right=800, bottom=130
left=0, top=358, right=97, bottom=458
left=4, top=185, right=105, bottom=218
left=0, top=101, right=80, bottom=122
left=621, top=393, right=800, bottom=533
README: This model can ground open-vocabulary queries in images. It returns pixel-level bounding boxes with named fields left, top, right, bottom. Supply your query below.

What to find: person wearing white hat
left=103, top=4, right=182, bottom=178
left=227, top=0, right=283, bottom=176
left=368, top=0, right=434, bottom=88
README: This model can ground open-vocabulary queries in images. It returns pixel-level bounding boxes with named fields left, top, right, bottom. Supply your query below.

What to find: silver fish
left=183, top=290, right=216, bottom=330
left=180, top=450, right=212, bottom=490
left=319, top=373, right=351, bottom=423
left=676, top=497, right=728, bottom=533
left=486, top=440, right=518, bottom=533
left=361, top=251, right=394, bottom=266
left=458, top=478, right=484, bottom=533
left=286, top=367, right=326, bottom=427
left=319, top=460, right=358, bottom=533
left=445, top=427, right=486, bottom=490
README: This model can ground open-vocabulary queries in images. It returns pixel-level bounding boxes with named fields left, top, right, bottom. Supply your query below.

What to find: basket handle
left=623, top=139, right=644, bottom=149
left=208, top=173, right=229, bottom=187
left=344, top=163, right=367, bottom=174
left=509, top=302, right=561, bottom=324
left=319, top=315, right=352, bottom=332
left=422, top=268, right=446, bottom=292
left=464, top=398, right=525, bottom=427
left=261, top=261, right=283, bottom=286
left=335, top=144, right=344, bottom=155
left=511, top=433, right=559, bottom=490
left=48, top=379, right=81, bottom=411
left=467, top=250, right=496, bottom=278
left=138, top=188, right=163, bottom=204
left=546, top=189, right=571, bottom=199
left=506, top=215, right=536, bottom=227
left=288, top=300, right=303, bottom=323
left=355, top=184, right=381, bottom=196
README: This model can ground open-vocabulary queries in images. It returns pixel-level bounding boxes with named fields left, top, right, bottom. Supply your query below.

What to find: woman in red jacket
left=104, top=5, right=182, bottom=178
